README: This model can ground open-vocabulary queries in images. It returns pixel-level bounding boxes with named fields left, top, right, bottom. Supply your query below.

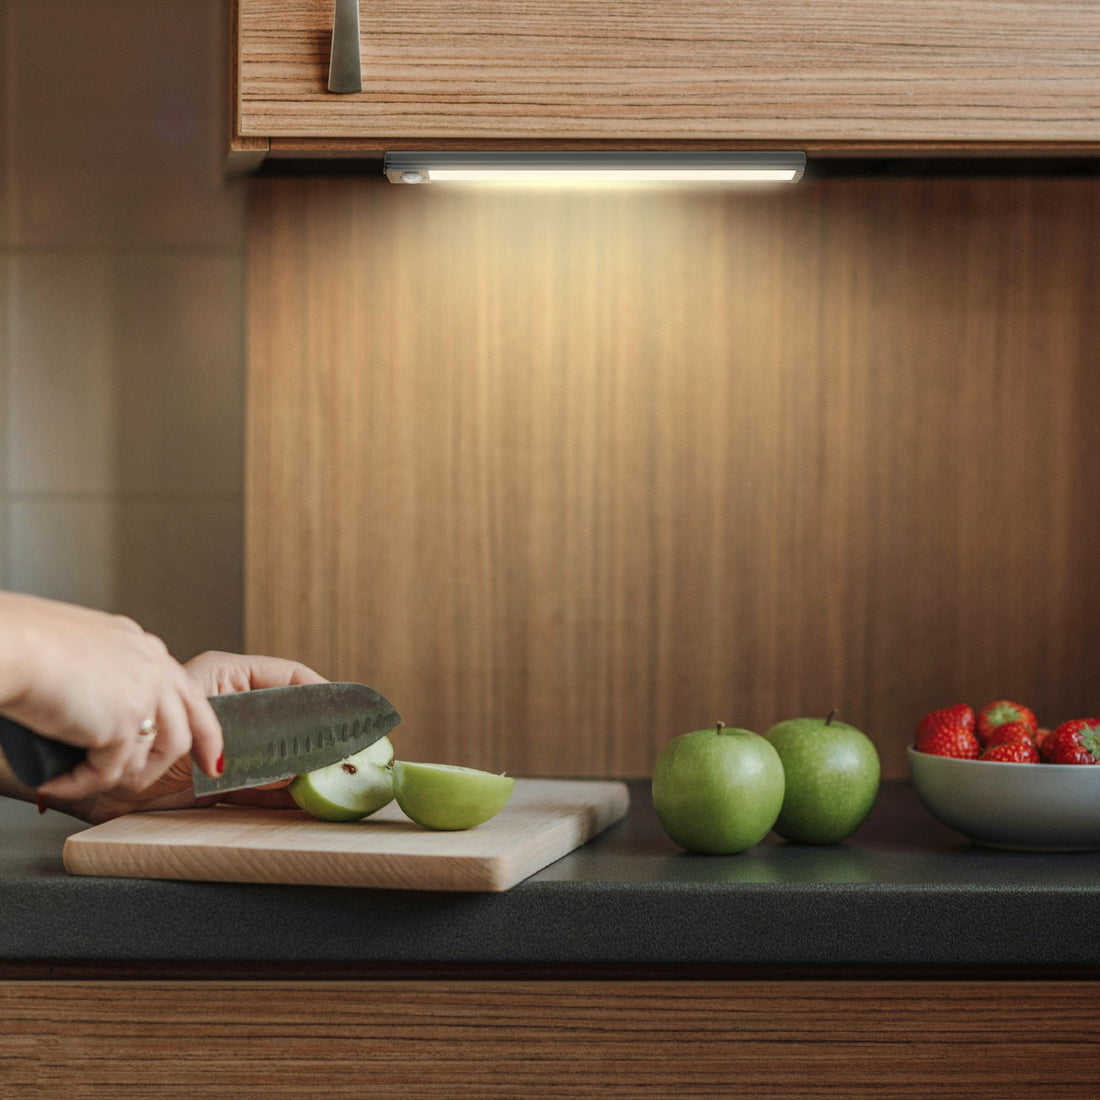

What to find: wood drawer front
left=4, top=979, right=1098, bottom=1096
left=236, top=0, right=1100, bottom=148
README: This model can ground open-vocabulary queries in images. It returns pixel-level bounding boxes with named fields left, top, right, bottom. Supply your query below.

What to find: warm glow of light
left=384, top=152, right=806, bottom=187
left=422, top=167, right=800, bottom=184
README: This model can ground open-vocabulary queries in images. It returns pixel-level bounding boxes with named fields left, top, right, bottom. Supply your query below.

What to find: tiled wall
left=1, top=0, right=247, bottom=660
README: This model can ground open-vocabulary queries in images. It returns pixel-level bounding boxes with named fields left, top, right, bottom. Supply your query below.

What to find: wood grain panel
left=3, top=980, right=1099, bottom=1096
left=235, top=0, right=1100, bottom=146
left=246, top=176, right=1100, bottom=779
left=227, top=0, right=268, bottom=170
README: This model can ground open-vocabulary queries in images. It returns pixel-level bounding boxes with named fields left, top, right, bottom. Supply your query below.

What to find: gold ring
left=138, top=718, right=158, bottom=738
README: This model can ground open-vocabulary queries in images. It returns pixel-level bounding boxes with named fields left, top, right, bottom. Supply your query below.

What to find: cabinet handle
left=328, top=0, right=363, bottom=94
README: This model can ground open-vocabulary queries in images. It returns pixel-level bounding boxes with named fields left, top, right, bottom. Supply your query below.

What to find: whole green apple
left=651, top=723, right=785, bottom=854
left=763, top=711, right=880, bottom=844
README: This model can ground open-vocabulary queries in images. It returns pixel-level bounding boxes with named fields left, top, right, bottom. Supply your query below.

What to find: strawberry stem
left=1081, top=722, right=1100, bottom=759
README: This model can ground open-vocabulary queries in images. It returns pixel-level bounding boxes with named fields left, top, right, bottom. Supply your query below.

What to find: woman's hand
left=0, top=593, right=223, bottom=802
left=184, top=650, right=328, bottom=698
left=66, top=650, right=329, bottom=824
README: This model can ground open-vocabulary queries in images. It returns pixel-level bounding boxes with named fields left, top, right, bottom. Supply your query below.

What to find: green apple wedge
left=392, top=761, right=515, bottom=830
left=289, top=736, right=396, bottom=822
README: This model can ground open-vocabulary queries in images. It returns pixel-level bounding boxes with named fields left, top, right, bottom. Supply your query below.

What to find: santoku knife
left=0, top=682, right=400, bottom=798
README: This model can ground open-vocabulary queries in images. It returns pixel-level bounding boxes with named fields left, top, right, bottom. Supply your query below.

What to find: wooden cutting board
left=63, top=779, right=630, bottom=892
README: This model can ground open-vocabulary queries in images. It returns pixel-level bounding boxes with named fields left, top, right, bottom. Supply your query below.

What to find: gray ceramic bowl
left=907, top=745, right=1100, bottom=851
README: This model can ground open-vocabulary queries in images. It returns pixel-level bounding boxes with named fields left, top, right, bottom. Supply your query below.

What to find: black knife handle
left=0, top=716, right=87, bottom=787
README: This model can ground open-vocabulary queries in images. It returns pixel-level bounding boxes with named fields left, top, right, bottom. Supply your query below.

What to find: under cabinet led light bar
left=383, top=151, right=806, bottom=186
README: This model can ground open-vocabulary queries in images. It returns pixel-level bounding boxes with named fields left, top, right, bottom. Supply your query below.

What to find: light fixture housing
left=383, top=151, right=806, bottom=186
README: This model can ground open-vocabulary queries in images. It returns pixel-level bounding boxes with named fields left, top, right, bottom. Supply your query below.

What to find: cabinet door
left=234, top=0, right=1100, bottom=155
left=7, top=979, right=1100, bottom=1096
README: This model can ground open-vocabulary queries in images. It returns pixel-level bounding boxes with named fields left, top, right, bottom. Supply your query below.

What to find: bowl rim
left=906, top=743, right=1100, bottom=769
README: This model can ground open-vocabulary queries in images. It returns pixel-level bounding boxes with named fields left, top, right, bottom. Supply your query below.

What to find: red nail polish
left=216, top=753, right=225, bottom=775
left=37, top=793, right=47, bottom=815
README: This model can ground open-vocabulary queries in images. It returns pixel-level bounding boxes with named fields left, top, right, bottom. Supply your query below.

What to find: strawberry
left=980, top=740, right=1040, bottom=763
left=1040, top=719, right=1100, bottom=765
left=1034, top=727, right=1051, bottom=752
left=976, top=700, right=1038, bottom=747
left=915, top=705, right=980, bottom=759
left=916, top=704, right=974, bottom=742
left=983, top=720, right=1036, bottom=748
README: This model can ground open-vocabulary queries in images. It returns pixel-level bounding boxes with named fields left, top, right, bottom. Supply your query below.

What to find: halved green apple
left=392, top=761, right=515, bottom=830
left=289, top=736, right=395, bottom=822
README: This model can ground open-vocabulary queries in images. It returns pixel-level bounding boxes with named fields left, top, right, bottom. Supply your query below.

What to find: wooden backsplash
left=246, top=174, right=1100, bottom=779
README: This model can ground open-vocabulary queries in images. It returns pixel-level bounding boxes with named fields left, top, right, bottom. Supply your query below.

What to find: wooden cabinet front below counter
left=5, top=979, right=1098, bottom=1096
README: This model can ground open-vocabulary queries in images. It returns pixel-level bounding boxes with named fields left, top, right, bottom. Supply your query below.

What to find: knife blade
left=193, top=683, right=400, bottom=797
left=0, top=682, right=400, bottom=798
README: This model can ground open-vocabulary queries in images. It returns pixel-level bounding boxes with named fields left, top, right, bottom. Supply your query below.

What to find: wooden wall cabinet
left=232, top=0, right=1100, bottom=165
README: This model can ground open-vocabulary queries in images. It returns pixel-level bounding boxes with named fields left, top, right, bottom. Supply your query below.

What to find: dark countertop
left=2, top=780, right=1097, bottom=975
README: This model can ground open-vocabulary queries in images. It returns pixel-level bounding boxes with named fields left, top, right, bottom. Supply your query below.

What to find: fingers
left=177, top=672, right=223, bottom=778
left=37, top=644, right=325, bottom=804
left=252, top=656, right=328, bottom=689
left=39, top=670, right=223, bottom=801
left=184, top=651, right=328, bottom=695
left=38, top=742, right=133, bottom=801
left=39, top=709, right=162, bottom=801
left=122, top=693, right=190, bottom=792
